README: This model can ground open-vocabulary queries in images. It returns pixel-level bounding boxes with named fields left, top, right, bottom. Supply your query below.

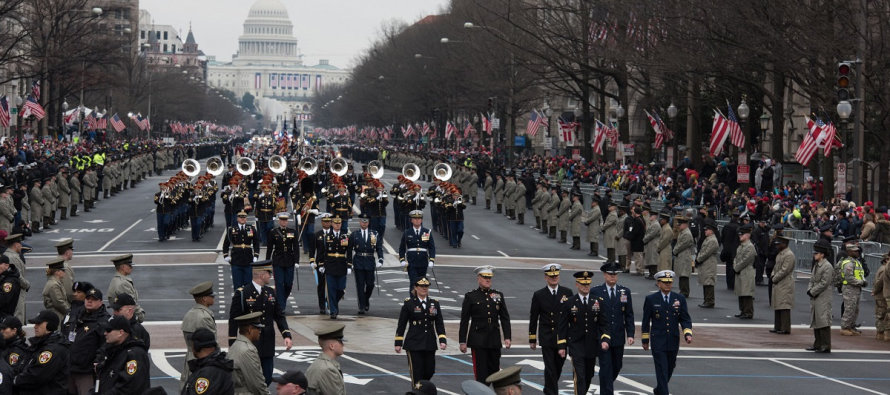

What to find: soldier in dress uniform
left=592, top=261, right=635, bottom=394
left=309, top=214, right=333, bottom=314
left=459, top=266, right=512, bottom=384
left=223, top=210, right=261, bottom=289
left=306, top=323, right=346, bottom=395
left=696, top=221, right=720, bottom=308
left=394, top=277, right=447, bottom=387
left=733, top=223, right=756, bottom=319
left=672, top=216, right=694, bottom=297
left=154, top=183, right=175, bottom=241
left=107, top=254, right=145, bottom=322
left=399, top=210, right=436, bottom=290
left=180, top=281, right=217, bottom=385
left=349, top=213, right=384, bottom=314
left=528, top=264, right=572, bottom=395
left=54, top=238, right=76, bottom=302
left=328, top=183, right=353, bottom=230
left=360, top=181, right=388, bottom=241
left=603, top=202, right=619, bottom=260
left=485, top=365, right=523, bottom=394
left=555, top=270, right=610, bottom=395
left=182, top=326, right=234, bottom=395
left=266, top=212, right=300, bottom=312
left=641, top=270, right=693, bottom=395
left=318, top=217, right=352, bottom=319
left=228, top=260, right=293, bottom=384
left=13, top=310, right=69, bottom=393
left=807, top=240, right=834, bottom=353
left=41, top=258, right=68, bottom=320
left=657, top=213, right=673, bottom=272
left=770, top=235, right=795, bottom=334
left=228, top=312, right=269, bottom=395
left=253, top=184, right=277, bottom=246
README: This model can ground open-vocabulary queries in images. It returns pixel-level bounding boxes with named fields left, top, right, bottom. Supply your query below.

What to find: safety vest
left=840, top=257, right=865, bottom=285
left=93, top=153, right=104, bottom=166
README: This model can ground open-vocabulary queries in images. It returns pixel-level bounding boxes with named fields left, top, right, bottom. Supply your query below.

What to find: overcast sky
left=140, top=0, right=450, bottom=69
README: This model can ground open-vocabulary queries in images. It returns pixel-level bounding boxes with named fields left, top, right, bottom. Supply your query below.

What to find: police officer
left=0, top=316, right=27, bottom=375
left=107, top=254, right=144, bottom=322
left=223, top=210, right=261, bottom=288
left=182, top=327, right=235, bottom=395
left=3, top=233, right=28, bottom=322
left=556, top=271, right=610, bottom=395
left=528, top=264, right=572, bottom=395
left=42, top=258, right=69, bottom=320
left=271, top=370, right=309, bottom=395
left=96, top=315, right=150, bottom=394
left=0, top=255, right=21, bottom=320
left=319, top=217, right=352, bottom=319
left=399, top=210, right=436, bottom=290
left=306, top=323, right=346, bottom=395
left=592, top=261, right=635, bottom=394
left=839, top=244, right=867, bottom=336
left=111, top=293, right=150, bottom=349
left=228, top=260, right=293, bottom=384
left=65, top=286, right=109, bottom=395
left=641, top=270, right=693, bottom=395
left=229, top=312, right=269, bottom=395
left=309, top=214, right=333, bottom=314
left=349, top=213, right=384, bottom=314
left=459, top=266, right=512, bottom=384
left=180, top=281, right=217, bottom=384
left=13, top=310, right=69, bottom=393
left=394, top=277, right=447, bottom=387
left=734, top=223, right=756, bottom=319
left=266, top=212, right=300, bottom=312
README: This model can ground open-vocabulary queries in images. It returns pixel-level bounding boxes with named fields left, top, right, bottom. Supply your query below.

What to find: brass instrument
left=402, top=163, right=420, bottom=182
left=330, top=157, right=348, bottom=176
left=182, top=159, right=200, bottom=177
left=236, top=157, right=255, bottom=176
left=298, top=158, right=318, bottom=175
left=368, top=160, right=384, bottom=179
left=433, top=162, right=452, bottom=181
left=269, top=155, right=286, bottom=174
left=206, top=157, right=224, bottom=176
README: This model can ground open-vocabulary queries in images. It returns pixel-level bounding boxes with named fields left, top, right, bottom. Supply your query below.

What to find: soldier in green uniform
left=485, top=365, right=523, bottom=394
left=54, top=238, right=75, bottom=302
left=41, top=258, right=68, bottom=320
left=696, top=221, right=720, bottom=308
left=229, top=312, right=269, bottom=395
left=672, top=217, right=694, bottom=297
left=107, top=254, right=144, bottom=322
left=733, top=224, right=756, bottom=319
left=770, top=235, right=795, bottom=334
left=458, top=266, right=512, bottom=384
left=180, top=281, right=217, bottom=385
left=307, top=323, right=346, bottom=395
left=394, top=277, right=447, bottom=387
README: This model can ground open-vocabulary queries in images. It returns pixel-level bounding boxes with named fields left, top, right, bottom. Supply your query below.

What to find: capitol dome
left=233, top=0, right=302, bottom=66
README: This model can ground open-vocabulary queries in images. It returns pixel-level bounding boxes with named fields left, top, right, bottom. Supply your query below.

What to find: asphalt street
left=15, top=162, right=890, bottom=394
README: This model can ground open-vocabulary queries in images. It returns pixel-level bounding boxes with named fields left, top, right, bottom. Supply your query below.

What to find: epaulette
left=404, top=297, right=411, bottom=302
left=236, top=287, right=243, bottom=291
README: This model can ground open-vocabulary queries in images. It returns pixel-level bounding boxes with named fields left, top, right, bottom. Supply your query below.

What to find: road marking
left=216, top=230, right=227, bottom=251
left=443, top=355, right=545, bottom=392
left=341, top=354, right=462, bottom=395
left=471, top=235, right=480, bottom=240
left=496, top=250, right=509, bottom=257
left=382, top=239, right=397, bottom=255
left=770, top=358, right=886, bottom=394
left=149, top=350, right=180, bottom=379
left=97, top=218, right=141, bottom=252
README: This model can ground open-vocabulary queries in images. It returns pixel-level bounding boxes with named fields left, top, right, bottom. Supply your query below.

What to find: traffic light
left=837, top=62, right=853, bottom=101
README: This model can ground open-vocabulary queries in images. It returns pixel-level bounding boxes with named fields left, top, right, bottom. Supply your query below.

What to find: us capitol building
left=207, top=0, right=349, bottom=124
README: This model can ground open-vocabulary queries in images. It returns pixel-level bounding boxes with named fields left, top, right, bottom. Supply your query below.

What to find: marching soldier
left=603, top=202, right=619, bottom=260
left=107, top=254, right=144, bottom=322
left=13, top=310, right=69, bottom=393
left=309, top=214, right=333, bottom=314
left=839, top=243, right=867, bottom=336
left=96, top=315, right=150, bottom=394
left=641, top=270, right=693, bottom=395
left=528, top=264, right=572, bottom=395
left=593, top=262, right=635, bottom=394
left=328, top=184, right=353, bottom=229
left=807, top=240, right=834, bottom=353
left=568, top=192, right=583, bottom=250
left=458, top=266, right=512, bottom=384
left=42, top=258, right=69, bottom=320
left=734, top=224, right=756, bottom=319
left=672, top=216, right=694, bottom=298
left=657, top=213, right=673, bottom=272
left=360, top=181, right=388, bottom=240
left=222, top=210, right=261, bottom=288
left=770, top=235, right=795, bottom=334
left=3, top=234, right=27, bottom=322
left=54, top=238, right=76, bottom=302
left=306, top=324, right=346, bottom=395
left=293, top=177, right=320, bottom=254
left=398, top=210, right=436, bottom=289
left=229, top=312, right=270, bottom=395
left=556, top=270, right=610, bottom=395
left=253, top=184, right=277, bottom=246
left=266, top=213, right=300, bottom=312
left=696, top=220, right=720, bottom=308
left=228, top=260, right=293, bottom=384
left=318, top=217, right=352, bottom=319
left=181, top=281, right=217, bottom=384
left=583, top=197, right=602, bottom=257
left=445, top=190, right=466, bottom=248
left=182, top=327, right=235, bottom=395
left=394, top=277, right=447, bottom=387
left=349, top=213, right=384, bottom=314
left=155, top=183, right=175, bottom=241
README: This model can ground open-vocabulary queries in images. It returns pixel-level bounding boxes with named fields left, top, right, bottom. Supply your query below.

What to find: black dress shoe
left=740, top=315, right=753, bottom=319
left=815, top=348, right=831, bottom=353
left=769, top=329, right=778, bottom=333
left=357, top=310, right=365, bottom=315
left=776, top=331, right=790, bottom=335
left=318, top=310, right=327, bottom=315
left=698, top=304, right=714, bottom=308
left=734, top=313, right=744, bottom=318
left=330, top=314, right=338, bottom=319
left=805, top=346, right=818, bottom=351
left=364, top=306, right=370, bottom=312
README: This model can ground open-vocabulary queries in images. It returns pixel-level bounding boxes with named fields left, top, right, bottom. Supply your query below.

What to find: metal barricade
left=863, top=253, right=883, bottom=283
left=790, top=238, right=816, bottom=271
left=784, top=229, right=818, bottom=240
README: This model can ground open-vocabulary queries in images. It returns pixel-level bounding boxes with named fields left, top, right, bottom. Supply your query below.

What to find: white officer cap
left=542, top=264, right=561, bottom=276
left=318, top=212, right=332, bottom=219
left=474, top=265, right=494, bottom=278
left=276, top=212, right=289, bottom=220
left=655, top=270, right=676, bottom=283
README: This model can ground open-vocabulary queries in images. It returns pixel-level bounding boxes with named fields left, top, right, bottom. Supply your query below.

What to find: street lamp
left=759, top=112, right=770, bottom=153
left=615, top=103, right=625, bottom=119
left=91, top=7, right=103, bottom=16
left=667, top=102, right=678, bottom=168
left=838, top=100, right=852, bottom=170
left=737, top=98, right=750, bottom=120
left=440, top=37, right=450, bottom=44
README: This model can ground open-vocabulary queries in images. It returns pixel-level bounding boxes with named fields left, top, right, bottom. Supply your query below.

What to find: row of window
left=139, top=30, right=171, bottom=40
left=245, top=26, right=291, bottom=36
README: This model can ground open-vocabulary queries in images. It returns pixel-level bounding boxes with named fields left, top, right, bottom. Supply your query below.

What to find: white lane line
left=471, top=235, right=480, bottom=240
left=496, top=250, right=509, bottom=257
left=97, top=219, right=143, bottom=252
left=339, top=354, right=461, bottom=395
left=27, top=250, right=219, bottom=258
left=597, top=364, right=654, bottom=393
left=770, top=358, right=887, bottom=394
left=150, top=350, right=181, bottom=378
left=382, top=239, right=397, bottom=255
left=216, top=230, right=226, bottom=251
left=27, top=262, right=222, bottom=270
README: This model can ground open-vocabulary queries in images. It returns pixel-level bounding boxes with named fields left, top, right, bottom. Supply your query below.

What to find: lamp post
left=573, top=106, right=582, bottom=158
left=543, top=102, right=552, bottom=156
left=758, top=112, right=770, bottom=155
left=613, top=104, right=625, bottom=162
left=837, top=100, right=852, bottom=189
left=667, top=102, right=678, bottom=169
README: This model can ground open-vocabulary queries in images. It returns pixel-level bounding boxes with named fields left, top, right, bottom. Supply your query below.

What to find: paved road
left=16, top=164, right=890, bottom=394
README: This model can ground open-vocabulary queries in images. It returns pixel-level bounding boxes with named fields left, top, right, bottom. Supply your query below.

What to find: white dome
left=234, top=0, right=302, bottom=66
left=248, top=0, right=289, bottom=19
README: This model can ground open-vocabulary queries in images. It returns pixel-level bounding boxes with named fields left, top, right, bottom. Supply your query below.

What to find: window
left=163, top=31, right=168, bottom=40
left=163, top=44, right=168, bottom=52
left=172, top=44, right=176, bottom=53
left=140, top=30, right=145, bottom=39
left=156, top=31, right=160, bottom=40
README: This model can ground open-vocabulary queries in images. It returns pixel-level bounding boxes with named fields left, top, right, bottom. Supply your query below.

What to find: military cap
left=773, top=235, right=791, bottom=245
left=659, top=212, right=671, bottom=221
left=608, top=201, right=618, bottom=207
left=190, top=327, right=218, bottom=350
left=272, top=370, right=309, bottom=389
left=485, top=365, right=522, bottom=389
left=738, top=223, right=753, bottom=234
left=573, top=271, right=594, bottom=284
left=474, top=265, right=494, bottom=278
left=234, top=311, right=265, bottom=328
left=818, top=223, right=833, bottom=233
left=85, top=287, right=103, bottom=301
left=704, top=220, right=719, bottom=233
left=315, top=323, right=345, bottom=340
left=655, top=270, right=676, bottom=283
left=112, top=293, right=137, bottom=309
left=407, top=379, right=437, bottom=395
left=252, top=259, right=273, bottom=271
left=29, top=309, right=60, bottom=332
left=276, top=212, right=290, bottom=220
left=357, top=213, right=370, bottom=221
left=105, top=315, right=132, bottom=333
left=5, top=233, right=22, bottom=244
left=461, top=380, right=496, bottom=395
left=813, top=239, right=832, bottom=254
left=600, top=261, right=622, bottom=274
left=236, top=210, right=248, bottom=217
left=331, top=217, right=342, bottom=224
left=542, top=264, right=561, bottom=276
left=54, top=238, right=74, bottom=254
left=845, top=243, right=861, bottom=252
left=72, top=281, right=94, bottom=293
left=189, top=281, right=214, bottom=297
left=319, top=213, right=333, bottom=221
left=45, top=258, right=65, bottom=271
left=409, top=210, right=424, bottom=218
left=111, top=254, right=133, bottom=267
left=415, top=277, right=431, bottom=287
left=641, top=205, right=652, bottom=212
left=0, top=316, right=22, bottom=330
left=842, top=235, right=859, bottom=244
left=674, top=216, right=688, bottom=224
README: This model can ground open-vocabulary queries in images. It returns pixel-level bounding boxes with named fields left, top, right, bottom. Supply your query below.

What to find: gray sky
left=140, top=0, right=450, bottom=69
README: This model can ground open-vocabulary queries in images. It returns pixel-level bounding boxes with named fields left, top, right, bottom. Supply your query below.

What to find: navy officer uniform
left=528, top=264, right=573, bottom=395
left=398, top=210, right=436, bottom=290
left=318, top=217, right=352, bottom=319
left=557, top=271, right=611, bottom=395
left=591, top=261, right=635, bottom=395
left=227, top=260, right=293, bottom=385
left=394, top=277, right=447, bottom=387
left=222, top=210, right=261, bottom=288
left=265, top=212, right=300, bottom=313
left=641, top=270, right=693, bottom=395
left=348, top=213, right=384, bottom=314
left=458, top=266, right=511, bottom=384
left=308, top=213, right=333, bottom=314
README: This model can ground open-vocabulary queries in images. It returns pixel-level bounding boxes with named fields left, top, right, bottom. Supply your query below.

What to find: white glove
left=318, top=267, right=325, bottom=274
left=253, top=256, right=258, bottom=262
left=428, top=261, right=434, bottom=268
left=347, top=268, right=352, bottom=275
left=377, top=258, right=384, bottom=268
left=309, top=209, right=319, bottom=215
left=224, top=256, right=231, bottom=263
left=400, top=260, right=407, bottom=267
left=311, top=263, right=317, bottom=269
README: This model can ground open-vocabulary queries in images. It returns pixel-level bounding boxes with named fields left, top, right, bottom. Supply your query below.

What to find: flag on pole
left=526, top=109, right=545, bottom=137
left=816, top=118, right=841, bottom=157
left=31, top=80, right=40, bottom=101
left=794, top=116, right=825, bottom=166
left=726, top=100, right=745, bottom=148
left=21, top=96, right=45, bottom=120
left=654, top=111, right=674, bottom=141
left=0, top=96, right=9, bottom=127
left=709, top=110, right=730, bottom=156
left=463, top=120, right=476, bottom=139
left=110, top=113, right=126, bottom=132
left=593, top=119, right=608, bottom=155
left=85, top=113, right=97, bottom=130
left=644, top=110, right=664, bottom=149
left=445, top=121, right=456, bottom=140
left=481, top=113, right=492, bottom=135
left=606, top=122, right=619, bottom=148
left=422, top=122, right=431, bottom=136
left=97, top=114, right=107, bottom=130
left=557, top=117, right=576, bottom=145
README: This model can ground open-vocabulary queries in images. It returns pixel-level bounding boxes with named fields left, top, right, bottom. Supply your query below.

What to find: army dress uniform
left=265, top=214, right=300, bottom=312
left=458, top=267, right=511, bottom=383
left=528, top=264, right=573, bottom=395
left=253, top=189, right=276, bottom=245
left=398, top=211, right=436, bottom=290
left=591, top=262, right=635, bottom=394
left=557, top=271, right=611, bottom=395
left=306, top=324, right=346, bottom=395
left=672, top=217, right=695, bottom=297
left=733, top=224, right=757, bottom=319
left=222, top=213, right=261, bottom=288
left=180, top=282, right=217, bottom=383
left=641, top=271, right=693, bottom=395
left=229, top=312, right=270, bottom=395
left=41, top=258, right=69, bottom=321
left=107, top=254, right=145, bottom=322
left=309, top=216, right=333, bottom=313
left=318, top=222, right=352, bottom=318
left=394, top=278, right=447, bottom=386
left=327, top=191, right=353, bottom=227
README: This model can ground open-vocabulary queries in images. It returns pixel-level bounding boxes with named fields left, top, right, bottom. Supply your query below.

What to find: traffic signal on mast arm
left=837, top=62, right=853, bottom=101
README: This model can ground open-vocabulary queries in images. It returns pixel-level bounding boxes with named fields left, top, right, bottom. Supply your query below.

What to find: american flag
left=606, top=122, right=619, bottom=148
left=406, top=123, right=416, bottom=137
left=653, top=110, right=673, bottom=140
left=422, top=122, right=431, bottom=136
left=795, top=116, right=825, bottom=166
left=110, top=113, right=126, bottom=132
left=0, top=96, right=9, bottom=127
left=726, top=101, right=745, bottom=148
left=463, top=120, right=476, bottom=139
left=85, top=113, right=97, bottom=130
left=481, top=113, right=492, bottom=135
left=21, top=96, right=45, bottom=120
left=709, top=110, right=730, bottom=156
left=557, top=117, right=576, bottom=144
left=444, top=121, right=456, bottom=140
left=815, top=118, right=842, bottom=157
left=644, top=110, right=664, bottom=149
left=526, top=109, right=546, bottom=137
left=31, top=80, right=40, bottom=101
left=593, top=120, right=608, bottom=155
left=97, top=114, right=107, bottom=130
